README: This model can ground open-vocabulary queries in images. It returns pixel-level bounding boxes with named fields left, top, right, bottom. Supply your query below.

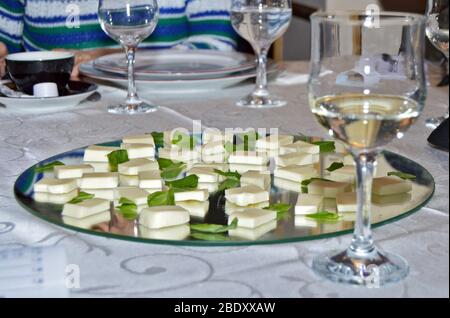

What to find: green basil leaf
left=68, top=191, right=95, bottom=204
left=150, top=131, right=164, bottom=148
left=387, top=171, right=416, bottom=180
left=312, top=141, right=336, bottom=153
left=157, top=158, right=177, bottom=170
left=116, top=197, right=138, bottom=220
left=107, top=150, right=129, bottom=172
left=191, top=232, right=229, bottom=241
left=147, top=189, right=175, bottom=207
left=264, top=203, right=291, bottom=221
left=326, top=162, right=345, bottom=172
left=213, top=169, right=241, bottom=181
left=305, top=211, right=340, bottom=222
left=165, top=174, right=199, bottom=190
left=35, top=161, right=65, bottom=173
left=190, top=218, right=238, bottom=234
left=218, top=178, right=241, bottom=192
left=160, top=162, right=186, bottom=179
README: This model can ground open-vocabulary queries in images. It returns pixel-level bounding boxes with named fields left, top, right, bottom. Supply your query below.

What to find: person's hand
left=53, top=48, right=121, bottom=80
left=0, top=42, right=8, bottom=78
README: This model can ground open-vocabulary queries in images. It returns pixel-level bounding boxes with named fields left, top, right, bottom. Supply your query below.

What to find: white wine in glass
left=308, top=12, right=427, bottom=286
left=98, top=0, right=159, bottom=114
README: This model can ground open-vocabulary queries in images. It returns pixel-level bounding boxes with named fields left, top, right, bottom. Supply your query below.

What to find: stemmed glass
left=308, top=12, right=427, bottom=286
left=425, top=0, right=449, bottom=128
left=98, top=0, right=159, bottom=114
left=231, top=0, right=292, bottom=108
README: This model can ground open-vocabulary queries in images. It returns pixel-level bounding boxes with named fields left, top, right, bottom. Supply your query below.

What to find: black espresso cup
left=5, top=51, right=75, bottom=95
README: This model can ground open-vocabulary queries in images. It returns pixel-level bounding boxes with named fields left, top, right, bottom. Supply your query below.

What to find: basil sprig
left=387, top=171, right=416, bottom=180
left=150, top=131, right=164, bottom=148
left=214, top=169, right=241, bottom=192
left=68, top=191, right=95, bottom=204
left=116, top=197, right=138, bottom=220
left=165, top=175, right=199, bottom=190
left=190, top=218, right=238, bottom=234
left=264, top=203, right=291, bottom=221
left=312, top=141, right=336, bottom=153
left=305, top=211, right=340, bottom=222
left=326, top=162, right=344, bottom=172
left=147, top=189, right=175, bottom=207
left=191, top=232, right=229, bottom=241
left=158, top=158, right=187, bottom=180
left=107, top=150, right=129, bottom=172
left=35, top=161, right=65, bottom=173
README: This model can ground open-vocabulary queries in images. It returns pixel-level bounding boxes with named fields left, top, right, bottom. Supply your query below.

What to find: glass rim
left=311, top=10, right=426, bottom=25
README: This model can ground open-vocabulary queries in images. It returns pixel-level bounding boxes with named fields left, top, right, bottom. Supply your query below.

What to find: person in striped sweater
left=0, top=0, right=237, bottom=77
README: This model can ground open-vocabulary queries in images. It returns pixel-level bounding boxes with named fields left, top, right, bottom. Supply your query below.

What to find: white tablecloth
left=0, top=62, right=448, bottom=298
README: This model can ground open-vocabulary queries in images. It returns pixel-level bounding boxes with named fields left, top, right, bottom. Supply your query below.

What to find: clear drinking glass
left=425, top=0, right=449, bottom=128
left=308, top=12, right=427, bottom=286
left=98, top=0, right=159, bottom=114
left=231, top=0, right=292, bottom=108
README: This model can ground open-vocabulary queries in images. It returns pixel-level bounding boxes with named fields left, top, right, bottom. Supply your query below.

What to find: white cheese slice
left=122, top=134, right=155, bottom=146
left=197, top=182, right=219, bottom=193
left=240, top=171, right=271, bottom=189
left=295, top=193, right=323, bottom=215
left=372, top=192, right=412, bottom=205
left=138, top=170, right=162, bottom=189
left=274, top=165, right=318, bottom=183
left=228, top=163, right=269, bottom=174
left=83, top=162, right=110, bottom=173
left=176, top=200, right=210, bottom=218
left=139, top=206, right=190, bottom=229
left=228, top=208, right=276, bottom=229
left=139, top=224, right=190, bottom=240
left=143, top=188, right=166, bottom=194
left=34, top=178, right=78, bottom=194
left=158, top=147, right=200, bottom=162
left=187, top=167, right=220, bottom=183
left=118, top=158, right=158, bottom=175
left=115, top=187, right=149, bottom=205
left=202, top=152, right=229, bottom=163
left=225, top=185, right=269, bottom=207
left=80, top=172, right=119, bottom=189
left=120, top=174, right=139, bottom=187
left=63, top=211, right=111, bottom=229
left=225, top=200, right=270, bottom=215
left=121, top=143, right=155, bottom=159
left=228, top=220, right=277, bottom=240
left=255, top=134, right=294, bottom=150
left=34, top=189, right=78, bottom=204
left=307, top=180, right=352, bottom=198
left=279, top=140, right=320, bottom=155
left=228, top=151, right=268, bottom=165
left=83, top=145, right=120, bottom=162
left=372, top=176, right=412, bottom=196
left=294, top=216, right=318, bottom=228
left=54, top=164, right=94, bottom=179
left=328, top=165, right=356, bottom=184
left=193, top=162, right=227, bottom=171
left=343, top=155, right=356, bottom=166
left=203, top=129, right=234, bottom=144
left=62, top=198, right=110, bottom=218
left=273, top=177, right=301, bottom=192
left=276, top=152, right=317, bottom=167
left=174, top=189, right=209, bottom=202
left=336, top=192, right=357, bottom=213
left=322, top=198, right=338, bottom=213
left=80, top=188, right=116, bottom=201
left=202, top=140, right=225, bottom=155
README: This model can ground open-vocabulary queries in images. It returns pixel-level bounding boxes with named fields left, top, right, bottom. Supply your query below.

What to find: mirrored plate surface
left=14, top=137, right=435, bottom=246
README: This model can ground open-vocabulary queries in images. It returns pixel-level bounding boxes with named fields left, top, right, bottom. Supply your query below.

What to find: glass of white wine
left=425, top=0, right=449, bottom=128
left=231, top=0, right=292, bottom=108
left=308, top=12, right=427, bottom=286
left=98, top=0, right=159, bottom=114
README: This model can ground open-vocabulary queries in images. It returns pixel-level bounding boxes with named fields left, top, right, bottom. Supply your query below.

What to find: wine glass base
left=425, top=116, right=447, bottom=129
left=236, top=93, right=287, bottom=109
left=312, top=247, right=409, bottom=287
left=108, top=102, right=158, bottom=115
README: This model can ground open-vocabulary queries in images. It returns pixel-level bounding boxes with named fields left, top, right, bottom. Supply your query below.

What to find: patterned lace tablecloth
left=0, top=62, right=448, bottom=298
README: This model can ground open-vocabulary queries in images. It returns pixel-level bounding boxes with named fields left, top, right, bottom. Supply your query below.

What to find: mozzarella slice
left=83, top=162, right=110, bottom=173
left=276, top=152, right=317, bottom=167
left=176, top=200, right=210, bottom=218
left=255, top=134, right=294, bottom=150
left=225, top=185, right=269, bottom=207
left=83, top=145, right=120, bottom=162
left=225, top=200, right=270, bottom=215
left=273, top=177, right=301, bottom=192
left=322, top=198, right=337, bottom=213
left=228, top=151, right=268, bottom=165
left=139, top=224, right=190, bottom=240
left=118, top=158, right=158, bottom=175
left=138, top=170, right=162, bottom=189
left=115, top=187, right=149, bottom=205
left=197, top=182, right=219, bottom=193
left=122, top=134, right=155, bottom=146
left=80, top=188, right=116, bottom=201
left=139, top=206, right=190, bottom=229
left=120, top=174, right=139, bottom=187
left=328, top=165, right=356, bottom=184
left=336, top=192, right=357, bottom=213
left=279, top=140, right=320, bottom=155
left=34, top=189, right=79, bottom=204
left=372, top=192, right=412, bottom=205
left=54, top=164, right=94, bottom=179
left=372, top=176, right=412, bottom=196
left=294, top=216, right=318, bottom=228
left=121, top=143, right=155, bottom=159
left=228, top=208, right=276, bottom=229
left=307, top=180, right=352, bottom=198
left=187, top=167, right=220, bottom=183
left=174, top=189, right=209, bottom=202
left=228, top=163, right=269, bottom=174
left=240, top=171, right=271, bottom=189
left=343, top=155, right=356, bottom=166
left=228, top=220, right=277, bottom=240
left=274, top=165, right=318, bottom=183
left=80, top=172, right=119, bottom=189
left=295, top=193, right=323, bottom=215
left=202, top=140, right=226, bottom=155
left=34, top=178, right=78, bottom=194
left=62, top=198, right=110, bottom=218
left=63, top=211, right=111, bottom=229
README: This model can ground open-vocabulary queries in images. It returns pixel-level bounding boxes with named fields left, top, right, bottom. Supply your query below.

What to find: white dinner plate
left=93, top=50, right=256, bottom=80
left=80, top=62, right=261, bottom=93
left=0, top=81, right=98, bottom=112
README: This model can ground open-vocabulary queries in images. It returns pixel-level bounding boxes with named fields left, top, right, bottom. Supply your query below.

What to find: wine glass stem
left=254, top=48, right=269, bottom=96
left=349, top=151, right=378, bottom=255
left=125, top=46, right=141, bottom=110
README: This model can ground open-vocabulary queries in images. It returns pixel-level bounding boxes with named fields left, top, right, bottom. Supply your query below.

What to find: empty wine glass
left=231, top=0, right=292, bottom=108
left=308, top=12, right=427, bottom=286
left=425, top=0, right=449, bottom=128
left=98, top=0, right=159, bottom=114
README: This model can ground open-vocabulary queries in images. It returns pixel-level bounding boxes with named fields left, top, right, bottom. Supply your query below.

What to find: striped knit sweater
left=0, top=0, right=237, bottom=53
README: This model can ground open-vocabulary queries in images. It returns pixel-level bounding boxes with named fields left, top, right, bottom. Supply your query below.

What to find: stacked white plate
left=79, top=50, right=259, bottom=93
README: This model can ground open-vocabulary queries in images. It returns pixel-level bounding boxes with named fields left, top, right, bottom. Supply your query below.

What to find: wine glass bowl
left=98, top=0, right=159, bottom=114
left=308, top=11, right=427, bottom=286
left=231, top=0, right=292, bottom=108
